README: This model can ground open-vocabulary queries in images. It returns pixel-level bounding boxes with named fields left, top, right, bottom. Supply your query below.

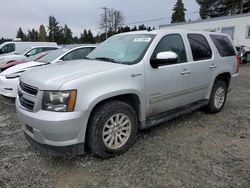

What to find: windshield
left=37, top=48, right=68, bottom=63
left=15, top=47, right=32, bottom=55
left=87, top=34, right=155, bottom=64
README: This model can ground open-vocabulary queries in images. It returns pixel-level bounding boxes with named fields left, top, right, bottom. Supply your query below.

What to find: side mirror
left=150, top=51, right=178, bottom=69
left=26, top=52, right=32, bottom=57
left=56, top=60, right=63, bottom=63
left=0, top=49, right=3, bottom=54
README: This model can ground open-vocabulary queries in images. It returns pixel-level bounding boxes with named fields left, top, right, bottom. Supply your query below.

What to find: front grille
left=20, top=82, right=38, bottom=96
left=19, top=95, right=34, bottom=111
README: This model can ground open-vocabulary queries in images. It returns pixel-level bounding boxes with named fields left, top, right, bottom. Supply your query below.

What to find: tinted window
left=26, top=47, right=44, bottom=56
left=152, top=34, right=187, bottom=63
left=42, top=47, right=58, bottom=52
left=62, top=47, right=95, bottom=61
left=188, top=34, right=212, bottom=61
left=1, top=43, right=15, bottom=53
left=210, top=34, right=236, bottom=57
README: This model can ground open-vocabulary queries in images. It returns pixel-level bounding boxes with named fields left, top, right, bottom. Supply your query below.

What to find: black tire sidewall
left=88, top=101, right=138, bottom=158
left=208, top=80, right=228, bottom=113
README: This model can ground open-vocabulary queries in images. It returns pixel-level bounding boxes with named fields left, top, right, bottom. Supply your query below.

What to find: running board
left=140, top=100, right=209, bottom=129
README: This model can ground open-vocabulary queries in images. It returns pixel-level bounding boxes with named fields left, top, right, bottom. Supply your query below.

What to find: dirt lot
left=0, top=65, right=250, bottom=188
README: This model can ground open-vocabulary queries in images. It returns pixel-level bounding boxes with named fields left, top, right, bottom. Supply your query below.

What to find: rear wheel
left=87, top=101, right=138, bottom=158
left=206, top=80, right=228, bottom=114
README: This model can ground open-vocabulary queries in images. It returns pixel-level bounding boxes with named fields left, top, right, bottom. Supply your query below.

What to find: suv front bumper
left=16, top=98, right=89, bottom=157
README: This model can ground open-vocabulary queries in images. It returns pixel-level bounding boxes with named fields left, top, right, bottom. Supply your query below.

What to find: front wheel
left=206, top=80, right=228, bottom=114
left=87, top=101, right=138, bottom=158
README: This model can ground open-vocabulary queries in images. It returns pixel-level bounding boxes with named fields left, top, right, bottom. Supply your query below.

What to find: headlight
left=5, top=71, right=24, bottom=79
left=42, top=90, right=77, bottom=112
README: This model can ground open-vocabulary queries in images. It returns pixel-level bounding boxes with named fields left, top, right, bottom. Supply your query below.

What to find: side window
left=152, top=34, right=187, bottom=63
left=1, top=43, right=15, bottom=53
left=26, top=48, right=43, bottom=56
left=210, top=34, right=236, bottom=57
left=42, top=47, right=58, bottom=52
left=188, top=34, right=212, bottom=61
left=62, top=47, right=95, bottom=61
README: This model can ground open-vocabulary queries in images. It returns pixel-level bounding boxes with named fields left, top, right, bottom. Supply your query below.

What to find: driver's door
left=145, top=34, right=196, bottom=117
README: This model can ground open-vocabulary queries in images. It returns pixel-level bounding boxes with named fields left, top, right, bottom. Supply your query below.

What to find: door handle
left=209, top=64, right=217, bottom=69
left=181, top=70, right=192, bottom=75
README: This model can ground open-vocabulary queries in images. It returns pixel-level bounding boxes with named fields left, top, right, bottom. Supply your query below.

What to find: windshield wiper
left=95, top=57, right=117, bottom=63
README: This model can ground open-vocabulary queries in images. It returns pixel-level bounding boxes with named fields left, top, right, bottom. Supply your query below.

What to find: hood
left=0, top=61, right=46, bottom=76
left=0, top=54, right=24, bottom=65
left=20, top=59, right=127, bottom=90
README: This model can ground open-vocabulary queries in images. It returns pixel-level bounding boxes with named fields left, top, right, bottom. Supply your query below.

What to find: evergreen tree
left=171, top=0, right=186, bottom=23
left=87, top=30, right=95, bottom=43
left=47, top=16, right=63, bottom=43
left=38, top=25, right=47, bottom=42
left=63, top=24, right=73, bottom=44
left=196, top=0, right=250, bottom=19
left=16, top=27, right=26, bottom=41
left=138, top=24, right=147, bottom=30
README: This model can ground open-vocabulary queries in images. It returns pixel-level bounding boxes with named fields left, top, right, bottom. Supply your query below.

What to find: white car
left=0, top=46, right=59, bottom=66
left=0, top=45, right=96, bottom=98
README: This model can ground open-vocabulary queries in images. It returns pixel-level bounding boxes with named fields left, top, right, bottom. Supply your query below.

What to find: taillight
left=236, top=55, right=240, bottom=73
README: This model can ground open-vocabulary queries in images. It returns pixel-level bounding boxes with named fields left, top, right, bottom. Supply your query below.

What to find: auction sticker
left=133, top=38, right=151, bottom=42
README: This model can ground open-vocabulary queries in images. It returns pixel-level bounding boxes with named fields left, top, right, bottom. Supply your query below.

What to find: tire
left=206, top=80, right=228, bottom=114
left=87, top=101, right=138, bottom=158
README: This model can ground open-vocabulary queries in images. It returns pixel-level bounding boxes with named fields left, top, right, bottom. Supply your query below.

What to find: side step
left=140, top=100, right=209, bottom=129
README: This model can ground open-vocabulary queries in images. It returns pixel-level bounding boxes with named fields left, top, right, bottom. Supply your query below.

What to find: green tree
left=171, top=0, right=186, bottom=23
left=27, top=29, right=38, bottom=41
left=63, top=24, right=73, bottom=44
left=87, top=30, right=95, bottom=43
left=47, top=16, right=63, bottom=43
left=196, top=0, right=250, bottom=19
left=16, top=27, right=26, bottom=41
left=80, top=29, right=88, bottom=43
left=38, top=25, right=47, bottom=42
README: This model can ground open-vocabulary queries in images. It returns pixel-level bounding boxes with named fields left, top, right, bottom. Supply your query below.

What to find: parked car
left=16, top=30, right=239, bottom=158
left=0, top=51, right=49, bottom=72
left=0, top=41, right=57, bottom=55
left=0, top=45, right=96, bottom=98
left=0, top=46, right=59, bottom=66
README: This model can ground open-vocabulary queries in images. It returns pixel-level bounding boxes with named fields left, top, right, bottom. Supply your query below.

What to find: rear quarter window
left=187, top=34, right=212, bottom=61
left=210, top=34, right=236, bottom=57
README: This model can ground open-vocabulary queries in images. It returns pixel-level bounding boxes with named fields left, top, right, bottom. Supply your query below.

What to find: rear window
left=188, top=34, right=212, bottom=61
left=210, top=34, right=236, bottom=57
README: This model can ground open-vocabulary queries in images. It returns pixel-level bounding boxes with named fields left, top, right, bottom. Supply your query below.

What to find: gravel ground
left=0, top=65, right=250, bottom=188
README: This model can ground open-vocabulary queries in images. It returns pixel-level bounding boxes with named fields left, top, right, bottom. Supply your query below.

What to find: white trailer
left=160, top=13, right=250, bottom=47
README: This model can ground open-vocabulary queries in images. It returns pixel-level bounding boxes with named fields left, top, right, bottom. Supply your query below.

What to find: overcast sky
left=0, top=0, right=200, bottom=38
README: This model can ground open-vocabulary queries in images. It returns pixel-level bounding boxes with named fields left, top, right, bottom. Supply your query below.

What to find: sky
left=0, top=0, right=200, bottom=39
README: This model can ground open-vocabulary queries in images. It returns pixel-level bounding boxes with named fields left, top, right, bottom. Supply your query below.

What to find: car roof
left=116, top=29, right=229, bottom=37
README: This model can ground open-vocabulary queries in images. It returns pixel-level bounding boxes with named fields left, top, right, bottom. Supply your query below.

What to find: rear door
left=186, top=33, right=214, bottom=101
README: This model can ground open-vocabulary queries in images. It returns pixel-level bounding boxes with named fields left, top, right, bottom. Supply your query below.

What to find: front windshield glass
left=15, top=47, right=32, bottom=55
left=37, top=48, right=68, bottom=63
left=87, top=34, right=155, bottom=64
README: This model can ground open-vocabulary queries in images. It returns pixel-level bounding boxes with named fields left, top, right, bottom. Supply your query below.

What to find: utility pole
left=101, top=6, right=108, bottom=39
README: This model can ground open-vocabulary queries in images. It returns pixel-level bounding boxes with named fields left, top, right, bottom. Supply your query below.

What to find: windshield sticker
left=133, top=38, right=151, bottom=42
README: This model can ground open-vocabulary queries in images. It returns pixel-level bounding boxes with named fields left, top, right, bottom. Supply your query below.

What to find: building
left=159, top=13, right=250, bottom=47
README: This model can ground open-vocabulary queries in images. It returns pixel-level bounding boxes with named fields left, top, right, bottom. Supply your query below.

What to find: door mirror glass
left=26, top=52, right=32, bottom=57
left=150, top=51, right=178, bottom=68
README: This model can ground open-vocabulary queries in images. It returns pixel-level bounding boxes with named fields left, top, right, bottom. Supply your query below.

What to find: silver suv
left=16, top=29, right=239, bottom=158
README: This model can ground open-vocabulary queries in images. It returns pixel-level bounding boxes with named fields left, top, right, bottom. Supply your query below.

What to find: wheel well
left=215, top=73, right=231, bottom=88
left=89, top=94, right=141, bottom=121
